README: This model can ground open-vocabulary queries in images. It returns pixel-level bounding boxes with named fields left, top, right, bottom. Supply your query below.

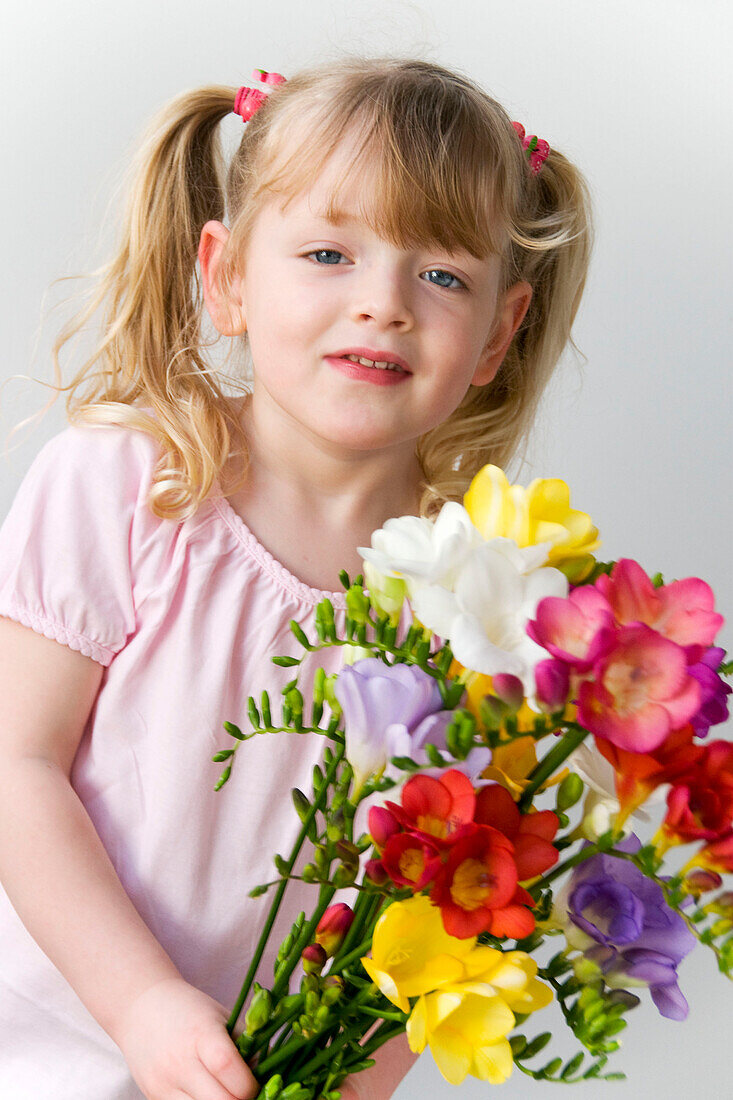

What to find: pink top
left=0, top=422, right=414, bottom=1097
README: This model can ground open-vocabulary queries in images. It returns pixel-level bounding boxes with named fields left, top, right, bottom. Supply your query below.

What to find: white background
left=1, top=1, right=731, bottom=1095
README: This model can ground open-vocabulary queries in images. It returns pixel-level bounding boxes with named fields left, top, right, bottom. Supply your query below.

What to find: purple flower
left=559, top=835, right=696, bottom=1020
left=688, top=646, right=731, bottom=737
left=334, top=659, right=449, bottom=791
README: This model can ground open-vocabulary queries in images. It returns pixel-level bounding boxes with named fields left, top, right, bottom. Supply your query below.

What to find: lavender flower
left=333, top=659, right=448, bottom=792
left=555, top=836, right=696, bottom=1020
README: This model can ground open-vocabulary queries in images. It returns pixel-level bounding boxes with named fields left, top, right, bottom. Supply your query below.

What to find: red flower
left=386, top=769, right=475, bottom=848
left=663, top=741, right=733, bottom=844
left=597, top=725, right=704, bottom=825
left=474, top=783, right=559, bottom=880
left=381, top=832, right=443, bottom=890
left=429, top=826, right=535, bottom=939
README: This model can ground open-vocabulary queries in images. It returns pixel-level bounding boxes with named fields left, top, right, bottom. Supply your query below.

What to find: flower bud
left=345, top=584, right=370, bottom=626
left=708, top=891, right=733, bottom=919
left=535, top=659, right=570, bottom=713
left=244, top=983, right=273, bottom=1034
left=479, top=693, right=509, bottom=731
left=362, top=561, right=406, bottom=624
left=315, top=902, right=355, bottom=957
left=556, top=772, right=584, bottom=812
left=301, top=943, right=327, bottom=974
left=683, top=869, right=723, bottom=898
left=262, top=1073, right=283, bottom=1099
left=343, top=644, right=375, bottom=666
left=492, top=673, right=524, bottom=712
left=368, top=806, right=401, bottom=850
left=365, top=857, right=388, bottom=884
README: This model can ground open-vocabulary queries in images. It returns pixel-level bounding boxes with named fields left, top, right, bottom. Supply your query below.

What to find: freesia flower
left=473, top=784, right=560, bottom=880
left=595, top=726, right=704, bottom=827
left=362, top=895, right=551, bottom=1085
left=412, top=538, right=568, bottom=695
left=407, top=946, right=552, bottom=1085
left=527, top=585, right=615, bottom=672
left=333, top=659, right=448, bottom=792
left=463, top=464, right=600, bottom=582
left=554, top=835, right=696, bottom=1020
left=361, top=894, right=474, bottom=1012
left=358, top=502, right=482, bottom=600
left=577, top=624, right=701, bottom=752
left=595, top=559, right=724, bottom=650
left=662, top=740, right=733, bottom=844
left=430, top=826, right=535, bottom=939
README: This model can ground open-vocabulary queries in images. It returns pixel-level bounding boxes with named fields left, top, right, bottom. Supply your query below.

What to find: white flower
left=357, top=502, right=482, bottom=599
left=411, top=537, right=567, bottom=695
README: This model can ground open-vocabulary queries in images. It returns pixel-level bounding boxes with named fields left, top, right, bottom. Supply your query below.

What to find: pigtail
left=47, top=86, right=249, bottom=520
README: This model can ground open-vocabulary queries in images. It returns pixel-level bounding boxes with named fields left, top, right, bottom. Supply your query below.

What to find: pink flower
left=315, top=903, right=355, bottom=957
left=595, top=559, right=723, bottom=649
left=534, top=659, right=570, bottom=712
left=577, top=624, right=701, bottom=753
left=527, top=585, right=615, bottom=671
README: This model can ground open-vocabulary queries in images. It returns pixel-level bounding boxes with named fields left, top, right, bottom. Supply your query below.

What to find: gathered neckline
left=210, top=488, right=348, bottom=609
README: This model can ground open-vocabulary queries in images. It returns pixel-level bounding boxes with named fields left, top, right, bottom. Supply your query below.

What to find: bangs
left=247, top=70, right=519, bottom=261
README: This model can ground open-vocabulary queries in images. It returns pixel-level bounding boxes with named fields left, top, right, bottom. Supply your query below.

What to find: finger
left=197, top=1031, right=258, bottom=1098
left=183, top=1062, right=247, bottom=1100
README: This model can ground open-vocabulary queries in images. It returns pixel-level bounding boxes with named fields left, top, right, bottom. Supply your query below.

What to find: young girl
left=0, top=57, right=592, bottom=1098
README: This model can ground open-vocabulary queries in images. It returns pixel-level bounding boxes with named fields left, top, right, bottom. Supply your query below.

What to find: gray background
left=1, top=0, right=731, bottom=1095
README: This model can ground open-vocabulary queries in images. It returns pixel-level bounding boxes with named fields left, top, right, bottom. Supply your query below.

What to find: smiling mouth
left=337, top=354, right=407, bottom=373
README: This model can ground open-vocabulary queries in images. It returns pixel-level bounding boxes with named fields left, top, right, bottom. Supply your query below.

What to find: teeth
left=342, top=354, right=403, bottom=372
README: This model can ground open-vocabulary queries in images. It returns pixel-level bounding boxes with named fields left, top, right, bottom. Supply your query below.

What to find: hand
left=113, top=977, right=259, bottom=1099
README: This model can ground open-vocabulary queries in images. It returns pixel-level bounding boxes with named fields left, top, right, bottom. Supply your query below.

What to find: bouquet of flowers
left=212, top=465, right=732, bottom=1098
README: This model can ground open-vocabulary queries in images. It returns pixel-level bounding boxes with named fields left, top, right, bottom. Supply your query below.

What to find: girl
left=0, top=57, right=592, bottom=1098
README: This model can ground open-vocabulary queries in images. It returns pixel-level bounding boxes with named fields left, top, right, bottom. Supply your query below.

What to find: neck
left=233, top=390, right=424, bottom=526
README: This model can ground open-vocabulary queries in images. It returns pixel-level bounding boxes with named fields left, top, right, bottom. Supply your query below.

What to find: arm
left=0, top=617, right=257, bottom=1100
left=341, top=1033, right=419, bottom=1099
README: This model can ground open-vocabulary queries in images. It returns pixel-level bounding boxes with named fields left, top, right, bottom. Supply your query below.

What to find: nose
left=350, top=262, right=414, bottom=331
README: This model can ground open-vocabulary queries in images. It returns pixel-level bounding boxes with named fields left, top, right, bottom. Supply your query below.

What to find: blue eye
left=306, top=249, right=345, bottom=265
left=424, top=269, right=465, bottom=290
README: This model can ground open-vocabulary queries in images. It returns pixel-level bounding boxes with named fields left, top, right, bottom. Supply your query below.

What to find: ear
left=198, top=220, right=247, bottom=336
left=471, top=281, right=533, bottom=387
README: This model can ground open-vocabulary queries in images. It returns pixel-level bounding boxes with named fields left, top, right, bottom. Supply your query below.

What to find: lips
left=329, top=347, right=412, bottom=374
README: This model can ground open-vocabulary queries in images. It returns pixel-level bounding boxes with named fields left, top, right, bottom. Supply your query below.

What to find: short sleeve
left=0, top=424, right=146, bottom=666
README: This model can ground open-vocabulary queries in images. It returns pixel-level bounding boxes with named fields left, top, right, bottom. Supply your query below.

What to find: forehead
left=253, top=122, right=507, bottom=261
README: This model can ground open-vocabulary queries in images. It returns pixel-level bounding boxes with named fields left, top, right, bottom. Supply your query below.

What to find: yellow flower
left=361, top=895, right=474, bottom=1012
left=361, top=896, right=552, bottom=1086
left=406, top=948, right=552, bottom=1085
left=464, top=465, right=600, bottom=583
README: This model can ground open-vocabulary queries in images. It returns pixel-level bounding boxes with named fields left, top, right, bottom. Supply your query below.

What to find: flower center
left=450, top=858, right=493, bottom=911
left=398, top=849, right=426, bottom=884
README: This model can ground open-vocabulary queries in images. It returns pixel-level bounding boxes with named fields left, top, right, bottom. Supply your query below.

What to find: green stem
left=328, top=935, right=374, bottom=976
left=272, top=883, right=337, bottom=1000
left=518, top=723, right=588, bottom=812
left=227, top=743, right=345, bottom=1033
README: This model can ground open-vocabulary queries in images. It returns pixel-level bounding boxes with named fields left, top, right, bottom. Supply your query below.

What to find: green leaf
left=248, top=696, right=261, bottom=729
left=212, top=749, right=234, bottom=762
left=390, top=756, right=420, bottom=772
left=290, top=620, right=312, bottom=649
left=215, top=765, right=232, bottom=790
left=520, top=1032, right=553, bottom=1059
left=272, top=655, right=301, bottom=667
left=223, top=721, right=245, bottom=740
left=561, top=1053, right=585, bottom=1079
left=261, top=691, right=272, bottom=727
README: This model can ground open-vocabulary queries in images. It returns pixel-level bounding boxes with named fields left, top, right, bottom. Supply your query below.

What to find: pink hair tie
left=511, top=121, right=550, bottom=175
left=233, top=68, right=287, bottom=122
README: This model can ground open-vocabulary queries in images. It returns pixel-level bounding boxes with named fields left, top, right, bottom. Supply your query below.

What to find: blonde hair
left=30, top=56, right=593, bottom=520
